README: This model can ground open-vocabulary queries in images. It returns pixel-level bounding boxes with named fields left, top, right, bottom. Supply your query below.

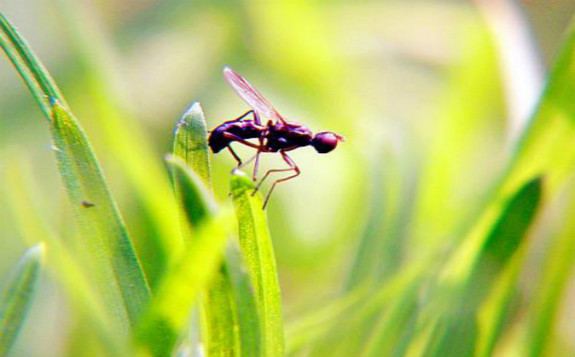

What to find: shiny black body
left=208, top=118, right=314, bottom=154
left=208, top=119, right=264, bottom=153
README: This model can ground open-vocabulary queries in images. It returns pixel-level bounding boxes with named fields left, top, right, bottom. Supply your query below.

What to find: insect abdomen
left=208, top=120, right=263, bottom=153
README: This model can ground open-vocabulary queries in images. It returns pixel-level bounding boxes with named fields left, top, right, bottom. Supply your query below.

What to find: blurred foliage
left=0, top=0, right=574, bottom=356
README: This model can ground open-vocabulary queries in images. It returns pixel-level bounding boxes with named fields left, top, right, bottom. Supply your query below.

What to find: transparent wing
left=223, top=66, right=284, bottom=121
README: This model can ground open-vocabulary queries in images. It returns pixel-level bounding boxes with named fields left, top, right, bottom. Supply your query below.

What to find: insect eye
left=312, top=132, right=341, bottom=153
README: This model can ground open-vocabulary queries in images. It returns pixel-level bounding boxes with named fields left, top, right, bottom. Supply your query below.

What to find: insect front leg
left=234, top=110, right=256, bottom=122
left=227, top=146, right=243, bottom=167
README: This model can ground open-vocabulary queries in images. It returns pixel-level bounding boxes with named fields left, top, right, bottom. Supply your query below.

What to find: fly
left=208, top=66, right=344, bottom=209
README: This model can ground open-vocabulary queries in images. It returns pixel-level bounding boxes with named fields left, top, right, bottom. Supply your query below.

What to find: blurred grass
left=0, top=244, right=43, bottom=357
left=0, top=1, right=574, bottom=357
left=231, top=173, right=285, bottom=357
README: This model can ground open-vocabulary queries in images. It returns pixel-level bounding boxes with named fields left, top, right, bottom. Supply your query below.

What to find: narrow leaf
left=230, top=173, right=285, bottom=357
left=413, top=178, right=541, bottom=357
left=1, top=9, right=181, bottom=291
left=0, top=244, right=44, bottom=356
left=173, top=102, right=212, bottom=188
left=0, top=13, right=66, bottom=117
left=50, top=102, right=150, bottom=329
left=3, top=162, right=128, bottom=354
left=172, top=106, right=261, bottom=357
left=526, top=181, right=575, bottom=357
left=137, top=209, right=234, bottom=357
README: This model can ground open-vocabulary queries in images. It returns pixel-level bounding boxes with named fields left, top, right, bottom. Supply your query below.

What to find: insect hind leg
left=252, top=151, right=300, bottom=209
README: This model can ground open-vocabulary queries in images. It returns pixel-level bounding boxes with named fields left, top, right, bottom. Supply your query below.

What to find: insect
left=208, top=66, right=344, bottom=209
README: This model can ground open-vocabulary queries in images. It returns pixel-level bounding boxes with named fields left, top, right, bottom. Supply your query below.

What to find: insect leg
left=252, top=159, right=294, bottom=194
left=222, top=132, right=261, bottom=149
left=234, top=110, right=256, bottom=121
left=236, top=152, right=258, bottom=170
left=252, top=150, right=261, bottom=181
left=227, top=146, right=242, bottom=166
left=261, top=152, right=300, bottom=209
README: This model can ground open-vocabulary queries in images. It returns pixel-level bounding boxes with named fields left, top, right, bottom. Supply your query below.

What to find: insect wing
left=223, top=66, right=284, bottom=121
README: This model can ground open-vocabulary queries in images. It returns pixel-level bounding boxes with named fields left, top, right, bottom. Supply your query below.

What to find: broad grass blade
left=0, top=244, right=44, bottom=357
left=230, top=173, right=285, bottom=357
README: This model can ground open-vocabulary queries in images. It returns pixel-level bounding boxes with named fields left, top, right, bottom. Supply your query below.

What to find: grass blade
left=230, top=173, right=285, bottom=357
left=50, top=102, right=150, bottom=329
left=1, top=10, right=181, bottom=289
left=525, top=180, right=575, bottom=357
left=0, top=13, right=66, bottom=117
left=172, top=108, right=240, bottom=357
left=1, top=12, right=151, bottom=330
left=137, top=207, right=234, bottom=357
left=410, top=178, right=541, bottom=357
left=173, top=105, right=261, bottom=357
left=174, top=103, right=212, bottom=188
left=0, top=244, right=44, bottom=356
left=3, top=161, right=128, bottom=355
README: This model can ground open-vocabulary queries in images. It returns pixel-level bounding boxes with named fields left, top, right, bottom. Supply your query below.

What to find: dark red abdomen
left=208, top=120, right=263, bottom=153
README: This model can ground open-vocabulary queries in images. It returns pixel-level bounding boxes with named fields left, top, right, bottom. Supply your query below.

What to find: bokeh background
left=1, top=0, right=574, bottom=356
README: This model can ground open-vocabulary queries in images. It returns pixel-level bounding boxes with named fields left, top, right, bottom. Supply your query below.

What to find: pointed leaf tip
left=230, top=171, right=255, bottom=196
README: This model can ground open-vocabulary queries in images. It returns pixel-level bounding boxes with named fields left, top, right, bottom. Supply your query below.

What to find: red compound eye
left=312, top=132, right=344, bottom=153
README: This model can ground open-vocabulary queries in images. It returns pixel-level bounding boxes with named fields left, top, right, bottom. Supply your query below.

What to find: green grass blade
left=137, top=209, right=234, bottom=357
left=168, top=155, right=216, bottom=226
left=230, top=173, right=285, bottom=357
left=174, top=102, right=212, bottom=189
left=50, top=102, right=150, bottom=329
left=503, top=17, right=575, bottom=195
left=225, top=246, right=262, bottom=357
left=172, top=111, right=240, bottom=357
left=1, top=12, right=151, bottom=330
left=0, top=244, right=44, bottom=356
left=172, top=106, right=261, bottom=357
left=476, top=249, right=524, bottom=357
left=3, top=161, right=128, bottom=355
left=526, top=181, right=575, bottom=357
left=0, top=13, right=66, bottom=117
left=168, top=156, right=240, bottom=357
left=2, top=9, right=181, bottom=290
left=411, top=178, right=541, bottom=357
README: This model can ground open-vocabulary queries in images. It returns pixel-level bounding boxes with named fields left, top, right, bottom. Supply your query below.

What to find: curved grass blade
left=51, top=0, right=186, bottom=284
left=408, top=178, right=541, bottom=357
left=50, top=102, right=150, bottom=330
left=2, top=12, right=151, bottom=330
left=0, top=244, right=44, bottom=357
left=503, top=16, right=575, bottom=194
left=230, top=173, right=285, bottom=357
left=1, top=11, right=180, bottom=290
left=0, top=13, right=66, bottom=118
